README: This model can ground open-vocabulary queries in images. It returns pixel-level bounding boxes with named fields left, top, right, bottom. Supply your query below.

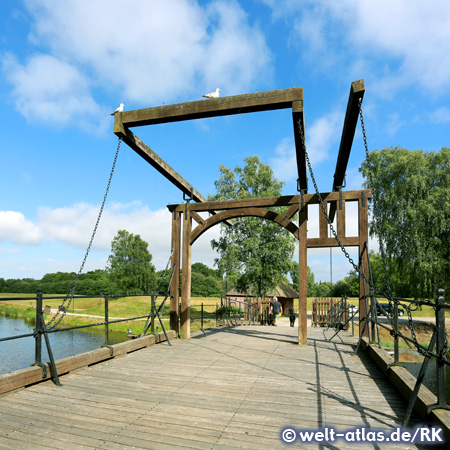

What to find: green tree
left=192, top=262, right=220, bottom=279
left=210, top=156, right=296, bottom=299
left=344, top=270, right=360, bottom=297
left=0, top=278, right=8, bottom=293
left=331, top=280, right=351, bottom=298
left=314, top=282, right=332, bottom=298
left=107, top=230, right=156, bottom=295
left=360, top=147, right=450, bottom=298
left=289, top=261, right=316, bottom=296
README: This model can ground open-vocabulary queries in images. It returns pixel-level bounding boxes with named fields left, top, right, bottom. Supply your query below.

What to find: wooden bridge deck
left=0, top=324, right=433, bottom=450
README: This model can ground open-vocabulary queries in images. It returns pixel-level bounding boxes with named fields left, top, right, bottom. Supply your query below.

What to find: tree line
left=2, top=146, right=447, bottom=300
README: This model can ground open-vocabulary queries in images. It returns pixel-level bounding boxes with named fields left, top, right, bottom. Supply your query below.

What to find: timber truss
left=113, top=80, right=370, bottom=345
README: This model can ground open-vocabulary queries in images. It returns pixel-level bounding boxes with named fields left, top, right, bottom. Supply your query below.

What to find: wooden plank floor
left=0, top=323, right=436, bottom=449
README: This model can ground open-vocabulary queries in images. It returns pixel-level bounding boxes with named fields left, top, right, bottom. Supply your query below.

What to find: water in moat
left=0, top=316, right=127, bottom=375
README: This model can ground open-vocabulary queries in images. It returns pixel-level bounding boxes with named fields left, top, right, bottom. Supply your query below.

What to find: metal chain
left=46, top=137, right=123, bottom=330
left=359, top=104, right=449, bottom=359
left=297, top=118, right=447, bottom=361
left=359, top=100, right=392, bottom=299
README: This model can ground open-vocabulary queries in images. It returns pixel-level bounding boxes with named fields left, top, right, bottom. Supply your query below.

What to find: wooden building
left=227, top=282, right=298, bottom=316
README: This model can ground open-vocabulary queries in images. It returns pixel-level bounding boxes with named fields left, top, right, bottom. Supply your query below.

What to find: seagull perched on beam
left=111, top=103, right=125, bottom=115
left=203, top=88, right=220, bottom=99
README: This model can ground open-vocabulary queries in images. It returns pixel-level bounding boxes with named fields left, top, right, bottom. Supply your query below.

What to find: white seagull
left=111, top=103, right=125, bottom=115
left=203, top=88, right=220, bottom=99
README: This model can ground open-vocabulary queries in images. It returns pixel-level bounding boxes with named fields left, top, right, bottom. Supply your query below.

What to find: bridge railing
left=0, top=289, right=172, bottom=383
left=358, top=288, right=449, bottom=425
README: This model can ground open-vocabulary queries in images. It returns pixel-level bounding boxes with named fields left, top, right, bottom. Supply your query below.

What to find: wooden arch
left=168, top=190, right=371, bottom=345
left=189, top=207, right=299, bottom=245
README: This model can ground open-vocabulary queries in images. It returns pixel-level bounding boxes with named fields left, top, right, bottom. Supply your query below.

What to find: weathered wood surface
left=292, top=99, right=307, bottom=191
left=113, top=125, right=232, bottom=227
left=329, top=79, right=365, bottom=222
left=0, top=331, right=175, bottom=396
left=168, top=190, right=372, bottom=213
left=117, top=88, right=303, bottom=128
left=0, top=325, right=434, bottom=449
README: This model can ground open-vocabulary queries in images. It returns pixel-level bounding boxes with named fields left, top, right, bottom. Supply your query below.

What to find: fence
left=312, top=289, right=449, bottom=426
left=0, top=289, right=174, bottom=384
left=312, top=297, right=350, bottom=329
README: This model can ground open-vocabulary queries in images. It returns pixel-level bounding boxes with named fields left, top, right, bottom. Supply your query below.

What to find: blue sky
left=1, top=0, right=449, bottom=285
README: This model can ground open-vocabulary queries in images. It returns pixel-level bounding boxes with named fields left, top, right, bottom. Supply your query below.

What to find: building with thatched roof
left=226, top=281, right=298, bottom=315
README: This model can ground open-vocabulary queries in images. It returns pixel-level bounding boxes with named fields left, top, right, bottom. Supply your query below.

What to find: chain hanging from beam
left=46, top=137, right=123, bottom=330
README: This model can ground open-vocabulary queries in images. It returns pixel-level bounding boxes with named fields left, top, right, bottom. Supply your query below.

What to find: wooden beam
left=329, top=79, right=365, bottom=222
left=189, top=207, right=299, bottom=245
left=298, top=201, right=308, bottom=345
left=292, top=100, right=308, bottom=192
left=359, top=197, right=370, bottom=338
left=170, top=211, right=181, bottom=333
left=118, top=88, right=303, bottom=128
left=180, top=211, right=192, bottom=340
left=168, top=190, right=372, bottom=213
left=114, top=123, right=232, bottom=226
left=306, top=236, right=359, bottom=248
left=114, top=124, right=206, bottom=201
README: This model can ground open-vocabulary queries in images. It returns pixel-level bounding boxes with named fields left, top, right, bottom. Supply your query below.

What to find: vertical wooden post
left=298, top=201, right=308, bottom=345
left=170, top=210, right=181, bottom=332
left=337, top=199, right=346, bottom=238
left=358, top=195, right=369, bottom=337
left=180, top=209, right=192, bottom=339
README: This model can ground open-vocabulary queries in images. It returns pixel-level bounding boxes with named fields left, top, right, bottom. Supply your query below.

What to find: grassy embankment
left=0, top=293, right=220, bottom=336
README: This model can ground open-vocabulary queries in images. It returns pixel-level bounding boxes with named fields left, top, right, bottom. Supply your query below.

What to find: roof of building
left=226, top=281, right=298, bottom=299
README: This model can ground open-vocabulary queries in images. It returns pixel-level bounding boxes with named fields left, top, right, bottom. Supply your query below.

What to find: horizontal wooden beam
left=168, top=190, right=372, bottom=213
left=118, top=88, right=303, bottom=127
left=307, top=236, right=359, bottom=248
left=329, top=79, right=365, bottom=222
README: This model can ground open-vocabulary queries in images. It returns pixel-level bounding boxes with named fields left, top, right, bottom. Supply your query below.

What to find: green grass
left=0, top=293, right=221, bottom=336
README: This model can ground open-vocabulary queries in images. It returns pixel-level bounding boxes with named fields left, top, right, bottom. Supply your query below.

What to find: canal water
left=0, top=316, right=127, bottom=375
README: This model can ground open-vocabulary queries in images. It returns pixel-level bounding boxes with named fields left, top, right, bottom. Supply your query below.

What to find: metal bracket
left=335, top=186, right=344, bottom=211
left=183, top=187, right=193, bottom=219
left=300, top=189, right=306, bottom=209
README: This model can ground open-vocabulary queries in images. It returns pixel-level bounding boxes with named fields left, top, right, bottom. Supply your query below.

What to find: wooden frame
left=113, top=82, right=370, bottom=345
left=168, top=190, right=371, bottom=343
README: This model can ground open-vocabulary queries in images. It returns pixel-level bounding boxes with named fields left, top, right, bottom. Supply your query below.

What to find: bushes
left=215, top=305, right=243, bottom=318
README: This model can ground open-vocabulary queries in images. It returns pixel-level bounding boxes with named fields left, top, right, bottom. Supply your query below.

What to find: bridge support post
left=170, top=210, right=181, bottom=333
left=298, top=200, right=308, bottom=345
left=180, top=210, right=192, bottom=339
left=358, top=195, right=369, bottom=337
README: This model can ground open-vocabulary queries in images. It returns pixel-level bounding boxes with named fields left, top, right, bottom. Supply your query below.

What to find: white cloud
left=430, top=106, right=450, bottom=124
left=270, top=111, right=341, bottom=184
left=3, top=0, right=271, bottom=132
left=264, top=0, right=450, bottom=95
left=0, top=202, right=221, bottom=273
left=269, top=137, right=296, bottom=183
left=0, top=211, right=42, bottom=244
left=306, top=111, right=341, bottom=164
left=2, top=54, right=108, bottom=133
left=384, top=112, right=406, bottom=137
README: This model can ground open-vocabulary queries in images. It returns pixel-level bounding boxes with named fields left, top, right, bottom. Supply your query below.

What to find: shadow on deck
left=0, top=325, right=438, bottom=449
